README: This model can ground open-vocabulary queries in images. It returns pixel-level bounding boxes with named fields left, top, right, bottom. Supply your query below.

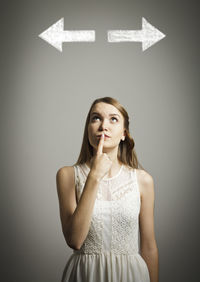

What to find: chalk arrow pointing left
left=38, top=18, right=95, bottom=52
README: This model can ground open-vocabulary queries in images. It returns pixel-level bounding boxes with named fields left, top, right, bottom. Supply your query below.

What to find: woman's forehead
left=91, top=102, right=122, bottom=117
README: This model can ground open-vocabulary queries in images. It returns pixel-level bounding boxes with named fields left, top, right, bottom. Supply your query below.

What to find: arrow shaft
left=108, top=30, right=145, bottom=42
left=52, top=30, right=95, bottom=42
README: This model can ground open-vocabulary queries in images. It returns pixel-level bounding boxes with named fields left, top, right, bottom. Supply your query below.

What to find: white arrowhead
left=39, top=18, right=64, bottom=51
left=38, top=18, right=95, bottom=52
left=141, top=17, right=166, bottom=51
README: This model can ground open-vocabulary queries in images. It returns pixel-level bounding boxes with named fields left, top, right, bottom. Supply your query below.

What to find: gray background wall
left=1, top=0, right=199, bottom=281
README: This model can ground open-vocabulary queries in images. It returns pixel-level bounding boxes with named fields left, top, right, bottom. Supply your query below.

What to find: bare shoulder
left=56, top=165, right=74, bottom=178
left=135, top=169, right=154, bottom=198
left=56, top=166, right=75, bottom=192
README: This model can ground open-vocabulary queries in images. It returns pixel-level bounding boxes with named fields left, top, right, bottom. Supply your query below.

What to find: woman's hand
left=89, top=133, right=112, bottom=181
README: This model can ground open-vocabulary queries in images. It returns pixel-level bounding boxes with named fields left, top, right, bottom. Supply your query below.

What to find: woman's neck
left=86, top=154, right=123, bottom=178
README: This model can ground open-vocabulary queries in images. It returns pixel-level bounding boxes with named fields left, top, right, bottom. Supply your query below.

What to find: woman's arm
left=56, top=166, right=100, bottom=250
left=56, top=135, right=112, bottom=250
left=137, top=170, right=159, bottom=282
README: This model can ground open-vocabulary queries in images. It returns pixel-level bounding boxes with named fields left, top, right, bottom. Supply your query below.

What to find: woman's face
left=88, top=102, right=125, bottom=152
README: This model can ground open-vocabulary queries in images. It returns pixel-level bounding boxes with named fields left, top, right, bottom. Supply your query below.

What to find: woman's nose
left=99, top=119, right=108, bottom=130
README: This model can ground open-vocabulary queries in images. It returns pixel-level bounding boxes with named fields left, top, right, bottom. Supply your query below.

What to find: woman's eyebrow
left=91, top=112, right=120, bottom=118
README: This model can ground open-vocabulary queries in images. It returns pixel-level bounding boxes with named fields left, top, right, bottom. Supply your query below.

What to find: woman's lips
left=96, top=134, right=111, bottom=139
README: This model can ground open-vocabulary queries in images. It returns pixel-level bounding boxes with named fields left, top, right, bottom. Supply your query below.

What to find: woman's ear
left=121, top=130, right=126, bottom=141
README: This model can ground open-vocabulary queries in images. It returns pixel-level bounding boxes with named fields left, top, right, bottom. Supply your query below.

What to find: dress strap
left=73, top=165, right=79, bottom=204
left=73, top=165, right=78, bottom=186
left=131, top=168, right=141, bottom=209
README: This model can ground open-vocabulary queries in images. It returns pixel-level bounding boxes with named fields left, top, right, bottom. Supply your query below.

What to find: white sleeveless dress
left=61, top=163, right=150, bottom=282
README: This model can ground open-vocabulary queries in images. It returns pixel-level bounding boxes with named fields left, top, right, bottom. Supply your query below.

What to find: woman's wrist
left=88, top=170, right=101, bottom=183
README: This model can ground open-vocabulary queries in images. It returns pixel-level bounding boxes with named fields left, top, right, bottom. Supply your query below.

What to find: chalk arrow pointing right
left=108, top=17, right=166, bottom=51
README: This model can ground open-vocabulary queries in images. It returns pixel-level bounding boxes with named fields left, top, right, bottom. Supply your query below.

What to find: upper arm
left=137, top=170, right=158, bottom=251
left=56, top=166, right=77, bottom=242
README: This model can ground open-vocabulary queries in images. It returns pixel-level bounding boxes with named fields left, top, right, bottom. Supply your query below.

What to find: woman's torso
left=73, top=163, right=141, bottom=255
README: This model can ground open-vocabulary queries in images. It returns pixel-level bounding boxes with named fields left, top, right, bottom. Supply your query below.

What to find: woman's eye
left=92, top=116, right=100, bottom=121
left=111, top=117, right=118, bottom=122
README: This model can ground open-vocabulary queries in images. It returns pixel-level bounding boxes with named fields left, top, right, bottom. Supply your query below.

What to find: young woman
left=56, top=97, right=159, bottom=282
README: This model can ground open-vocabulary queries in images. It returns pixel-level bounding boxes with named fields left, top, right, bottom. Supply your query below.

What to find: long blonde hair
left=75, top=97, right=144, bottom=170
